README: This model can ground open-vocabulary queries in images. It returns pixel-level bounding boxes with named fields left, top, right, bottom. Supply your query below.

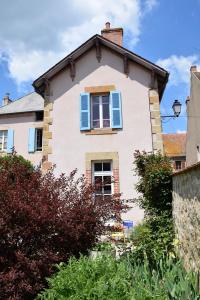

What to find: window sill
left=84, top=129, right=118, bottom=135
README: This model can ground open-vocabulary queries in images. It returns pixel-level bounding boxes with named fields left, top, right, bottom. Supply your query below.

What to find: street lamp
left=161, top=100, right=182, bottom=118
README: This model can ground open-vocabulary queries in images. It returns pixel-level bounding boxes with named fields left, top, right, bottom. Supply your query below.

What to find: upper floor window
left=28, top=127, right=43, bottom=153
left=35, top=111, right=44, bottom=121
left=80, top=91, right=122, bottom=131
left=0, top=130, right=8, bottom=152
left=91, top=94, right=110, bottom=129
left=35, top=128, right=43, bottom=151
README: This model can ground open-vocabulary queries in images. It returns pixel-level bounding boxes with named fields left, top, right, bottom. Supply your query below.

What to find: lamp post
left=161, top=100, right=182, bottom=118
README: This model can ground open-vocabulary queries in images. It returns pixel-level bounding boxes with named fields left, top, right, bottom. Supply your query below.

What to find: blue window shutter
left=80, top=93, right=90, bottom=130
left=111, top=91, right=122, bottom=129
left=28, top=128, right=35, bottom=153
left=7, top=129, right=14, bottom=153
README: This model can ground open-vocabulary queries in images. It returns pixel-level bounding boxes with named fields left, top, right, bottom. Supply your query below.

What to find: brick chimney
left=2, top=93, right=12, bottom=106
left=101, top=22, right=123, bottom=46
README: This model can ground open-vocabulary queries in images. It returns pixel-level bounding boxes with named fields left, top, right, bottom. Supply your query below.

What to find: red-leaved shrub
left=0, top=155, right=125, bottom=299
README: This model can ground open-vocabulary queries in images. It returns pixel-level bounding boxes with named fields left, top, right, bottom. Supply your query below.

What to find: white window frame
left=0, top=130, right=8, bottom=152
left=91, top=94, right=111, bottom=129
left=92, top=160, right=113, bottom=195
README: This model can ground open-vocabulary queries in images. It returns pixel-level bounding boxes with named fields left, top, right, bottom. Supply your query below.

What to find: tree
left=134, top=150, right=173, bottom=216
left=130, top=151, right=174, bottom=263
left=0, top=154, right=124, bottom=299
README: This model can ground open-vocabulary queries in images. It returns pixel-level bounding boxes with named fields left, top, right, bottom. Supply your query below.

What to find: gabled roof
left=163, top=133, right=186, bottom=157
left=0, top=92, right=44, bottom=115
left=33, top=34, right=169, bottom=100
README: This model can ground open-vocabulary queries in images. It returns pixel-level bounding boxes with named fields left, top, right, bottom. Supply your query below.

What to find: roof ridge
left=0, top=91, right=36, bottom=109
left=33, top=34, right=169, bottom=101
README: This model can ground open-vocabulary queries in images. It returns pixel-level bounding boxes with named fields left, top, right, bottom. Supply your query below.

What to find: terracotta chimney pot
left=105, top=22, right=110, bottom=29
left=2, top=93, right=12, bottom=106
left=190, top=65, right=197, bottom=72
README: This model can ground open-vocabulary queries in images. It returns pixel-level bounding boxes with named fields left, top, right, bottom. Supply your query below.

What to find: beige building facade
left=0, top=24, right=168, bottom=223
left=186, top=66, right=200, bottom=166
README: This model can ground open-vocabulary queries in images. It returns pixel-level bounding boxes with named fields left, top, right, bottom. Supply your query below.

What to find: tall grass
left=37, top=255, right=200, bottom=300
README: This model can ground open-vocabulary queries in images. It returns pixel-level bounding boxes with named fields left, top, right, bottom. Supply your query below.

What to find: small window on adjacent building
left=93, top=161, right=112, bottom=195
left=175, top=160, right=182, bottom=170
left=0, top=130, right=8, bottom=152
left=35, top=111, right=44, bottom=121
left=91, top=94, right=110, bottom=129
left=35, top=128, right=43, bottom=151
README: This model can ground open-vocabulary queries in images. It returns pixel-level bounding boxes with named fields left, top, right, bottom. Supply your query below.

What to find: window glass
left=175, top=161, right=182, bottom=170
left=103, top=184, right=112, bottom=194
left=0, top=130, right=8, bottom=151
left=103, top=162, right=111, bottom=171
left=92, top=96, right=100, bottom=129
left=94, top=162, right=102, bottom=172
left=35, top=128, right=43, bottom=151
left=91, top=94, right=110, bottom=129
left=93, top=161, right=112, bottom=196
left=103, top=175, right=111, bottom=184
left=102, top=95, right=110, bottom=128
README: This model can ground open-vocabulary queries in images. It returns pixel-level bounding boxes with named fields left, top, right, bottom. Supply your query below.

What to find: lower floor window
left=93, top=161, right=112, bottom=195
left=0, top=130, right=8, bottom=151
left=35, top=128, right=43, bottom=151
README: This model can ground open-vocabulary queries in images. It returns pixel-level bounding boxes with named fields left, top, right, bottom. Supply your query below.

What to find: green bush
left=130, top=215, right=174, bottom=263
left=37, top=255, right=200, bottom=300
left=132, top=151, right=174, bottom=262
left=134, top=150, right=173, bottom=215
left=0, top=153, right=34, bottom=172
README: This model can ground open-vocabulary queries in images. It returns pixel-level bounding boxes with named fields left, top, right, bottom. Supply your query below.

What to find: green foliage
left=134, top=150, right=173, bottom=215
left=130, top=216, right=175, bottom=263
left=132, top=151, right=174, bottom=262
left=0, top=153, right=34, bottom=172
left=93, top=242, right=113, bottom=251
left=37, top=255, right=200, bottom=300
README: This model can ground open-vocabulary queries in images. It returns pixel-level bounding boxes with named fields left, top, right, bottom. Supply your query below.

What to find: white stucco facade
left=0, top=112, right=43, bottom=166
left=47, top=47, right=154, bottom=222
left=0, top=39, right=166, bottom=224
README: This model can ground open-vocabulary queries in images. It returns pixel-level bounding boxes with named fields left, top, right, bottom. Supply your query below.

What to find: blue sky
left=0, top=0, right=199, bottom=133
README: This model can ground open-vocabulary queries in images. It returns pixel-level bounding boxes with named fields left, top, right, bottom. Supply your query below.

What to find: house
left=186, top=66, right=200, bottom=166
left=0, top=23, right=168, bottom=222
left=0, top=92, right=43, bottom=166
left=163, top=133, right=186, bottom=171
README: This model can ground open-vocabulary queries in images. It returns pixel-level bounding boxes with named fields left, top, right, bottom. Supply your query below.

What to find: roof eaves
left=33, top=34, right=99, bottom=88
left=33, top=34, right=169, bottom=99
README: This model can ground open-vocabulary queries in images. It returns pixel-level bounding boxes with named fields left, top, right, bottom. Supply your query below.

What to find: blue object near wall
left=28, top=128, right=35, bottom=153
left=123, top=220, right=134, bottom=228
left=80, top=93, right=90, bottom=130
left=110, top=91, right=122, bottom=129
left=7, top=129, right=14, bottom=154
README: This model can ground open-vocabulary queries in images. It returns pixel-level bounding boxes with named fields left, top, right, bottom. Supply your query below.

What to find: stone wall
left=149, top=89, right=163, bottom=153
left=173, top=162, right=200, bottom=271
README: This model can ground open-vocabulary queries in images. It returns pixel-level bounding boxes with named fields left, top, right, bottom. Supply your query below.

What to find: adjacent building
left=163, top=133, right=186, bottom=171
left=0, top=23, right=169, bottom=222
left=186, top=66, right=200, bottom=166
left=0, top=92, right=43, bottom=166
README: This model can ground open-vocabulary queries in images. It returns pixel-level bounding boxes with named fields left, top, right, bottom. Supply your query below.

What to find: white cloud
left=0, top=0, right=157, bottom=86
left=144, top=0, right=158, bottom=12
left=157, top=55, right=200, bottom=86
